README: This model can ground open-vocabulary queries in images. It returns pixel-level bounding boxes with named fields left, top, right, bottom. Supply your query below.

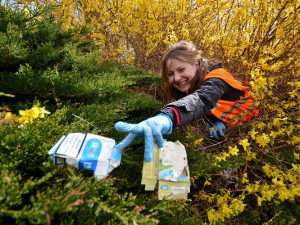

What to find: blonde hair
left=161, top=41, right=217, bottom=98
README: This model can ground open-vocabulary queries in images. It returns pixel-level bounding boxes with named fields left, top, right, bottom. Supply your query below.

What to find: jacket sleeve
left=160, top=78, right=227, bottom=127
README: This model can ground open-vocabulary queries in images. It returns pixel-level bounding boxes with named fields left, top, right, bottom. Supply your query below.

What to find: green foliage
left=0, top=105, right=172, bottom=224
left=0, top=3, right=91, bottom=73
left=1, top=3, right=299, bottom=225
left=0, top=22, right=29, bottom=71
left=0, top=5, right=183, bottom=225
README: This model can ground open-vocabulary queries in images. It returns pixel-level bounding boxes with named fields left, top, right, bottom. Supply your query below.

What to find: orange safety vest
left=203, top=68, right=259, bottom=127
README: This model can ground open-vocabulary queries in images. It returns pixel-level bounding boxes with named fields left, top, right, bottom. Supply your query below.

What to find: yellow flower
left=3, top=112, right=16, bottom=120
left=241, top=173, right=249, bottom=184
left=239, top=139, right=250, bottom=151
left=246, top=185, right=254, bottom=193
left=262, top=164, right=272, bottom=177
left=204, top=178, right=212, bottom=186
left=207, top=208, right=217, bottom=224
left=249, top=129, right=258, bottom=139
left=220, top=204, right=233, bottom=219
left=257, top=122, right=267, bottom=130
left=194, top=138, right=203, bottom=145
left=15, top=105, right=51, bottom=125
left=231, top=199, right=246, bottom=214
left=246, top=151, right=257, bottom=160
left=257, top=196, right=264, bottom=206
left=228, top=145, right=239, bottom=156
left=255, top=133, right=270, bottom=147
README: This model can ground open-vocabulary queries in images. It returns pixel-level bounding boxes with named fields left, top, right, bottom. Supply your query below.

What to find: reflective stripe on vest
left=203, top=68, right=259, bottom=127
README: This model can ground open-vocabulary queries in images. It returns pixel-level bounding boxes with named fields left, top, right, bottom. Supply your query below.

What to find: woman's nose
left=174, top=72, right=181, bottom=82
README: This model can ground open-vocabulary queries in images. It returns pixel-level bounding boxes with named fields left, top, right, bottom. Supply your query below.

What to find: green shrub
left=0, top=6, right=181, bottom=224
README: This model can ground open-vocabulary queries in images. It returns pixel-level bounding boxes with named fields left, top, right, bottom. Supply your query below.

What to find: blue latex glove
left=206, top=121, right=226, bottom=141
left=114, top=113, right=173, bottom=162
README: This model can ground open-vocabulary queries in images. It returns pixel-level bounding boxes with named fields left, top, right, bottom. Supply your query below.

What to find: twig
left=71, top=114, right=101, bottom=132
left=263, top=211, right=282, bottom=225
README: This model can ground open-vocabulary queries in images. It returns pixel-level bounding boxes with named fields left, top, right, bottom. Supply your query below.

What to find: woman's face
left=167, top=58, right=199, bottom=93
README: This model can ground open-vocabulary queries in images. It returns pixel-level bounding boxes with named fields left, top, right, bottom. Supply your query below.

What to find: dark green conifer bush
left=0, top=4, right=190, bottom=224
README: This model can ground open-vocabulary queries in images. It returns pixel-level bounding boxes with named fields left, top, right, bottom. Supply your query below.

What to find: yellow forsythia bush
left=19, top=0, right=299, bottom=76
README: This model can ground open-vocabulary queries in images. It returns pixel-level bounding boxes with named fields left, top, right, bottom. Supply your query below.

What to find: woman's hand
left=114, top=113, right=173, bottom=162
left=206, top=121, right=226, bottom=141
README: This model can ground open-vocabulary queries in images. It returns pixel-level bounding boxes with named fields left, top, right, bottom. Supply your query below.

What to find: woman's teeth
left=178, top=81, right=188, bottom=86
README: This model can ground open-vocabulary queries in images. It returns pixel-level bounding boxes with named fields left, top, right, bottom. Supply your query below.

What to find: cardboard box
left=141, top=140, right=190, bottom=200
left=48, top=133, right=121, bottom=179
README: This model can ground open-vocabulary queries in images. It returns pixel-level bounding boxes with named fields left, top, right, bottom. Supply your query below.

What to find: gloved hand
left=206, top=121, right=226, bottom=141
left=114, top=113, right=173, bottom=162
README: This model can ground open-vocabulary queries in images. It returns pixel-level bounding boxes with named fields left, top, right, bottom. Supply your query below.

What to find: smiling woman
left=113, top=41, right=259, bottom=162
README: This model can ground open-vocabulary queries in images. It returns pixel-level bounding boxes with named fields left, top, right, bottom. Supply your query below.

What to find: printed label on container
left=79, top=138, right=102, bottom=172
left=171, top=186, right=186, bottom=195
left=161, top=185, right=169, bottom=190
left=56, top=133, right=86, bottom=158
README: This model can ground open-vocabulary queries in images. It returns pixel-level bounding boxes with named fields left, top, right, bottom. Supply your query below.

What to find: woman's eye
left=168, top=73, right=174, bottom=77
left=179, top=68, right=185, bottom=72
